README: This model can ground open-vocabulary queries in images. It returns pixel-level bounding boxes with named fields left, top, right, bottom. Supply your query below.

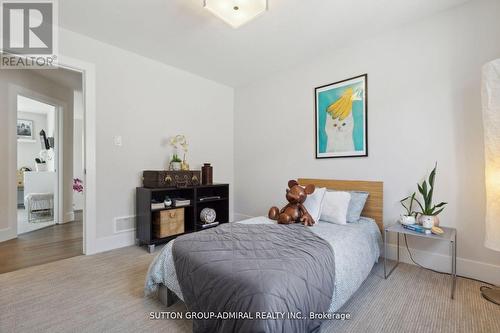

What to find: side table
left=384, top=223, right=457, bottom=299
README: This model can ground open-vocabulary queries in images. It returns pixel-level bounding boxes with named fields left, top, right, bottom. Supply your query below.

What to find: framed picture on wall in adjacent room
left=17, top=119, right=34, bottom=140
left=315, top=74, right=368, bottom=158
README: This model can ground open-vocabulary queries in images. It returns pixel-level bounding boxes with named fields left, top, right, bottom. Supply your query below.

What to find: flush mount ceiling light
left=203, top=0, right=268, bottom=28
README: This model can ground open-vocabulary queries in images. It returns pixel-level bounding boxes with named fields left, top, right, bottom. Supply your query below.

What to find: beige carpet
left=1, top=246, right=499, bottom=333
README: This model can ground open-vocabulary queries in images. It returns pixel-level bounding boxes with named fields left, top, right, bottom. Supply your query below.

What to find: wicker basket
left=153, top=208, right=185, bottom=238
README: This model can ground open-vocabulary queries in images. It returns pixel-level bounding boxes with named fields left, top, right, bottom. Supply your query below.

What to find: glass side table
left=384, top=223, right=457, bottom=299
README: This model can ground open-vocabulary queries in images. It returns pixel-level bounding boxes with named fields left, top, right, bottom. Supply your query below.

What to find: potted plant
left=170, top=154, right=182, bottom=171
left=415, top=163, right=447, bottom=228
left=169, top=135, right=189, bottom=171
left=399, top=192, right=417, bottom=225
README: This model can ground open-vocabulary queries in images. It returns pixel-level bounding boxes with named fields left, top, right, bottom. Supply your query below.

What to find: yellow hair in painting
left=327, top=87, right=356, bottom=121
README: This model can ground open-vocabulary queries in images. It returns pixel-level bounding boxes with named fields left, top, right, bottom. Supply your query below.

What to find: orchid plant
left=169, top=135, right=188, bottom=162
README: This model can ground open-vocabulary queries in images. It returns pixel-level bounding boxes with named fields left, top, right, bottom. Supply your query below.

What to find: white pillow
left=303, top=187, right=326, bottom=223
left=320, top=191, right=351, bottom=225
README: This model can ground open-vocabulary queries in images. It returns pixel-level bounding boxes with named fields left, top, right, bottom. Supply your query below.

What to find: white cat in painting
left=324, top=87, right=362, bottom=153
left=325, top=112, right=355, bottom=152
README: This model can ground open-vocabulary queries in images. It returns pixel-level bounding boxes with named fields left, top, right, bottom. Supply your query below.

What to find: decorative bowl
left=200, top=208, right=216, bottom=223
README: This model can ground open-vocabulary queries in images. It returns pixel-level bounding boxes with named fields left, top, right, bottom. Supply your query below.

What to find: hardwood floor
left=0, top=220, right=82, bottom=274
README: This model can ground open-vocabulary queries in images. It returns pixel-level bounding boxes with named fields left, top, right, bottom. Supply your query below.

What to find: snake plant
left=400, top=192, right=417, bottom=217
left=415, top=163, right=447, bottom=216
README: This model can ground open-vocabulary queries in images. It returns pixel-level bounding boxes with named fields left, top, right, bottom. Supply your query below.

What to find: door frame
left=57, top=55, right=97, bottom=255
left=5, top=55, right=97, bottom=255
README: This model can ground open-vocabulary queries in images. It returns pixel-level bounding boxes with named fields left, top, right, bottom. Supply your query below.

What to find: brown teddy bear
left=268, top=180, right=316, bottom=226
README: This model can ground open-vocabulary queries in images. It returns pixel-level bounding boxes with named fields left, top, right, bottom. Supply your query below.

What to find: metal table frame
left=384, top=223, right=457, bottom=299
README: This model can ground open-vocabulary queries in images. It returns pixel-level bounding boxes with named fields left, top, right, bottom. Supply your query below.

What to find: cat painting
left=315, top=74, right=367, bottom=158
left=325, top=110, right=355, bottom=152
left=325, top=87, right=361, bottom=152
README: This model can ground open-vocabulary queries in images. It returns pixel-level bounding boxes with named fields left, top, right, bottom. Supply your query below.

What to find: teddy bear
left=268, top=180, right=316, bottom=226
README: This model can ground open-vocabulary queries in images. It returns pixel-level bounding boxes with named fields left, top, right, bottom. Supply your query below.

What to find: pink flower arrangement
left=73, top=178, right=84, bottom=193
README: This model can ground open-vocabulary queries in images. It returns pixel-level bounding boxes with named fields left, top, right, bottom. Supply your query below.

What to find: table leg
left=385, top=231, right=400, bottom=279
left=451, top=234, right=457, bottom=299
left=384, top=229, right=387, bottom=279
left=397, top=232, right=400, bottom=262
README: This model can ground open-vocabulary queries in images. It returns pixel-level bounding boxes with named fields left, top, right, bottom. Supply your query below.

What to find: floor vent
left=114, top=216, right=136, bottom=233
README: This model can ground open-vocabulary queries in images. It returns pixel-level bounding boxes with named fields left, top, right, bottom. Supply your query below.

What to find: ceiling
left=18, top=95, right=55, bottom=115
left=31, top=68, right=83, bottom=91
left=59, top=0, right=468, bottom=87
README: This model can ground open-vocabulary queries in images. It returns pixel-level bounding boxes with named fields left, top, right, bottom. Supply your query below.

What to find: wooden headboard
left=298, top=178, right=384, bottom=232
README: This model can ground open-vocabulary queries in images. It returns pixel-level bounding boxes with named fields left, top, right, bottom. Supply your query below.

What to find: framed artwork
left=315, top=74, right=368, bottom=158
left=17, top=119, right=34, bottom=140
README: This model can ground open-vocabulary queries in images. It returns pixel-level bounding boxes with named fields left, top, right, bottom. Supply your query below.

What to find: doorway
left=16, top=95, right=59, bottom=234
left=0, top=67, right=85, bottom=274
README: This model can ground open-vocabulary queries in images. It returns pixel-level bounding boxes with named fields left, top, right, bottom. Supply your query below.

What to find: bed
left=145, top=179, right=383, bottom=332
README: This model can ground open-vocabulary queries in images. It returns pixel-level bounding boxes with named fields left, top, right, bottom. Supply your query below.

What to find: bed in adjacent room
left=145, top=179, right=383, bottom=332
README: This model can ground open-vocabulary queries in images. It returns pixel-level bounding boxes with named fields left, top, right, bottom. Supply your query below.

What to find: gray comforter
left=172, top=223, right=336, bottom=333
left=145, top=217, right=382, bottom=332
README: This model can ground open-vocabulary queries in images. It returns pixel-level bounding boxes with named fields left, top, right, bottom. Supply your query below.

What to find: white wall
left=1, top=28, right=234, bottom=249
left=234, top=0, right=500, bottom=283
left=17, top=111, right=48, bottom=170
left=58, top=29, right=235, bottom=245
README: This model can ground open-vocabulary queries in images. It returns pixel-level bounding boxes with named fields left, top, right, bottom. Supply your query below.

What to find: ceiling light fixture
left=203, top=0, right=268, bottom=28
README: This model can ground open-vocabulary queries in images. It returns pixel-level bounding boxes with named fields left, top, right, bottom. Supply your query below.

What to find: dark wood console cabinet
left=136, top=184, right=229, bottom=253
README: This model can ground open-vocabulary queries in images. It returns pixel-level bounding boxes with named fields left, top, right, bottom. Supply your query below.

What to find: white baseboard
left=62, top=211, right=75, bottom=224
left=86, top=230, right=135, bottom=255
left=88, top=212, right=252, bottom=254
left=385, top=243, right=500, bottom=285
left=0, top=227, right=16, bottom=243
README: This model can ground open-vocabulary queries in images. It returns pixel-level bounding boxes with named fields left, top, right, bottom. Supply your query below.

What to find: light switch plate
left=114, top=136, right=122, bottom=146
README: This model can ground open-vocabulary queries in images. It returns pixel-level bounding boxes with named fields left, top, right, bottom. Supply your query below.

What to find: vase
left=419, top=215, right=437, bottom=229
left=202, top=163, right=213, bottom=185
left=171, top=162, right=181, bottom=171
left=434, top=215, right=440, bottom=227
left=399, top=215, right=416, bottom=226
left=200, top=208, right=216, bottom=223
left=181, top=154, right=189, bottom=171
